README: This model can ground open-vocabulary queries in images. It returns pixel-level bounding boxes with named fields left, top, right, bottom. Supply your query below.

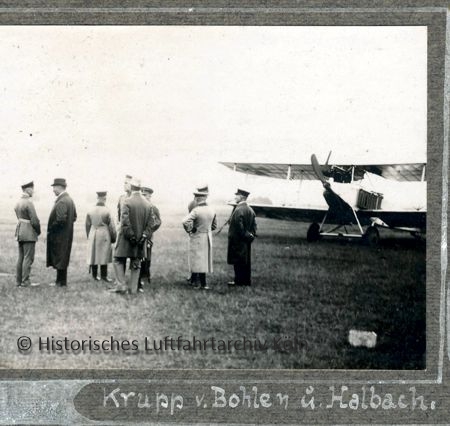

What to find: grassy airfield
left=0, top=210, right=425, bottom=370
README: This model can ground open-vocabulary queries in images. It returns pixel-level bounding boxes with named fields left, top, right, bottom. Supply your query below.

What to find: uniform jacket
left=14, top=193, right=41, bottom=242
left=146, top=201, right=161, bottom=239
left=114, top=192, right=155, bottom=258
left=142, top=200, right=161, bottom=260
left=227, top=201, right=257, bottom=265
left=46, top=192, right=77, bottom=269
left=117, top=192, right=131, bottom=223
left=182, top=202, right=217, bottom=273
left=85, top=203, right=117, bottom=265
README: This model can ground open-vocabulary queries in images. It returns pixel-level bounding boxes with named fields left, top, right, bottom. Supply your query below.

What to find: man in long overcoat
left=186, top=185, right=208, bottom=284
left=86, top=191, right=117, bottom=282
left=182, top=188, right=217, bottom=289
left=110, top=178, right=155, bottom=294
left=139, top=185, right=162, bottom=292
left=47, top=178, right=77, bottom=287
left=227, top=189, right=257, bottom=286
left=14, top=181, right=41, bottom=287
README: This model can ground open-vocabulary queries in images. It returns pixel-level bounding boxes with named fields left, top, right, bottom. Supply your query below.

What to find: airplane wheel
left=307, top=223, right=321, bottom=242
left=363, top=226, right=380, bottom=247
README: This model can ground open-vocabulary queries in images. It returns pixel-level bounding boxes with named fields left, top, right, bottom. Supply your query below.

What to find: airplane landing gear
left=363, top=226, right=380, bottom=247
left=307, top=222, right=321, bottom=242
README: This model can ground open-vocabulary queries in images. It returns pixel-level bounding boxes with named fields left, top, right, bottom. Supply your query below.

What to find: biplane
left=220, top=154, right=426, bottom=245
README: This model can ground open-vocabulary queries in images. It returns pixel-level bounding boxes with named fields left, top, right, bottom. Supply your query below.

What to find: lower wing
left=249, top=204, right=327, bottom=223
left=250, top=203, right=426, bottom=230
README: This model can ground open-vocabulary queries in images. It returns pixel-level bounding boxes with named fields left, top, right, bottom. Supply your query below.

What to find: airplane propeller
left=311, top=153, right=330, bottom=186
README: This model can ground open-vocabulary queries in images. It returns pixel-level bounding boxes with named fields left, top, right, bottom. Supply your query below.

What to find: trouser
left=191, top=272, right=206, bottom=287
left=139, top=260, right=151, bottom=282
left=91, top=265, right=109, bottom=278
left=114, top=258, right=127, bottom=276
left=16, top=241, right=35, bottom=286
left=113, top=257, right=141, bottom=294
left=139, top=243, right=152, bottom=284
left=234, top=263, right=251, bottom=286
left=56, top=269, right=68, bottom=286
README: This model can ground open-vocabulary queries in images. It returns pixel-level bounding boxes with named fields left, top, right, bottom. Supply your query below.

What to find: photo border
left=0, top=2, right=447, bottom=423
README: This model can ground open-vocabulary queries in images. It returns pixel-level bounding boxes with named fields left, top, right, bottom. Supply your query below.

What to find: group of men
left=13, top=174, right=257, bottom=293
left=108, top=175, right=161, bottom=294
left=14, top=178, right=77, bottom=288
left=182, top=186, right=257, bottom=289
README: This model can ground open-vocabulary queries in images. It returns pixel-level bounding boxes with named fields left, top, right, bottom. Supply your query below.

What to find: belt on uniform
left=18, top=218, right=31, bottom=223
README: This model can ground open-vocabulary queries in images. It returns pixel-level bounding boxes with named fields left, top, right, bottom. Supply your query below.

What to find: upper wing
left=220, top=162, right=426, bottom=182
left=220, top=162, right=317, bottom=180
left=358, top=164, right=426, bottom=182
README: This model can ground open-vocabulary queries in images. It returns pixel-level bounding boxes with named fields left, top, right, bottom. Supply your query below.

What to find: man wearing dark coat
left=139, top=185, right=162, bottom=292
left=46, top=178, right=77, bottom=287
left=227, top=189, right=257, bottom=286
left=110, top=178, right=155, bottom=294
left=14, top=181, right=41, bottom=287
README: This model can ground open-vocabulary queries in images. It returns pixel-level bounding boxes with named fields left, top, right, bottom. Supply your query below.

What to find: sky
left=0, top=25, right=427, bottom=218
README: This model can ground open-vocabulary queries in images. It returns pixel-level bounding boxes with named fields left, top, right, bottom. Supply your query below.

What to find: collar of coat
left=55, top=191, right=67, bottom=202
left=21, top=192, right=31, bottom=199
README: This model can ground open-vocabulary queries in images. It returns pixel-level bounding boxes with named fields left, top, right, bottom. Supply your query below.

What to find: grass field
left=0, top=209, right=425, bottom=370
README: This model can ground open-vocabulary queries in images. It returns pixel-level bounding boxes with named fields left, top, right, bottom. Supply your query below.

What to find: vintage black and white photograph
left=0, top=25, right=427, bottom=370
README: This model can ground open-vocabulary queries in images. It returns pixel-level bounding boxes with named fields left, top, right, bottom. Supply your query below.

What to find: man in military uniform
left=186, top=185, right=208, bottom=284
left=86, top=191, right=117, bottom=282
left=139, top=185, right=162, bottom=292
left=47, top=178, right=77, bottom=287
left=14, top=181, right=41, bottom=287
left=110, top=178, right=155, bottom=294
left=117, top=174, right=132, bottom=223
left=183, top=187, right=217, bottom=290
left=227, top=189, right=257, bottom=286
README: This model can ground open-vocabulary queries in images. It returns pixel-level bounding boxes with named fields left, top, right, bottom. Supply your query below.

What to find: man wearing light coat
left=86, top=191, right=117, bottom=282
left=182, top=188, right=217, bottom=289
left=14, top=181, right=41, bottom=287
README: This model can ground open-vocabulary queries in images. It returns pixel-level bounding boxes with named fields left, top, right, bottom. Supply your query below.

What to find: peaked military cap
left=194, top=185, right=209, bottom=196
left=141, top=186, right=154, bottom=194
left=21, top=181, right=34, bottom=190
left=130, top=177, right=141, bottom=189
left=235, top=188, right=250, bottom=197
